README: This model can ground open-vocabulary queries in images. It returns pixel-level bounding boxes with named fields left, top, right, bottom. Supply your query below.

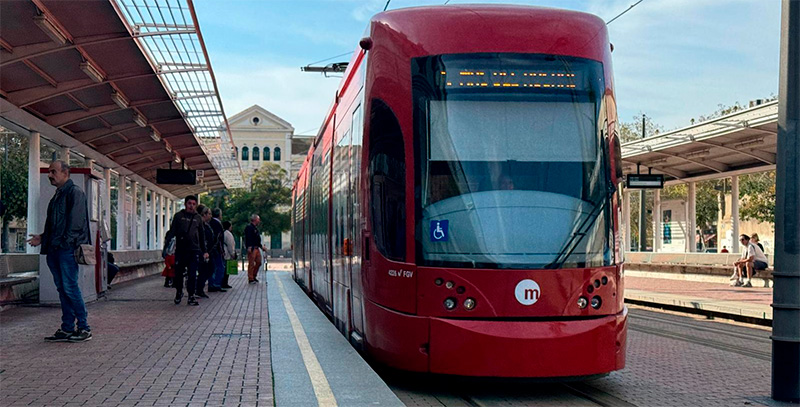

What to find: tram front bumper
left=428, top=309, right=627, bottom=377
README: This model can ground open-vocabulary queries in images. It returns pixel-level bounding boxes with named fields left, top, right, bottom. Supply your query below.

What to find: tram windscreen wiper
left=544, top=189, right=611, bottom=270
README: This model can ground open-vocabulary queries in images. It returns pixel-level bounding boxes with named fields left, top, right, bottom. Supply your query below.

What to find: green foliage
left=691, top=95, right=778, bottom=125
left=0, top=131, right=28, bottom=252
left=0, top=132, right=29, bottom=222
left=739, top=171, right=775, bottom=223
left=200, top=164, right=291, bottom=238
left=618, top=113, right=664, bottom=143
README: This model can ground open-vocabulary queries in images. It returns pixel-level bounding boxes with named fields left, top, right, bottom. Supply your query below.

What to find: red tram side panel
left=292, top=5, right=627, bottom=378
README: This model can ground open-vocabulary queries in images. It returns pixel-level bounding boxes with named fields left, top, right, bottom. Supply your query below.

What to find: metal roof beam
left=692, top=139, right=776, bottom=165
left=13, top=72, right=155, bottom=107
left=104, top=139, right=154, bottom=156
left=21, top=60, right=58, bottom=87
left=0, top=34, right=131, bottom=68
left=655, top=151, right=730, bottom=173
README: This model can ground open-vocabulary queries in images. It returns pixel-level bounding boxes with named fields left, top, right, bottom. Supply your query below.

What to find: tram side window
left=369, top=99, right=406, bottom=261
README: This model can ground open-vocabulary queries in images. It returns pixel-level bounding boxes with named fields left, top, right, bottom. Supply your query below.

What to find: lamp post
left=772, top=0, right=800, bottom=402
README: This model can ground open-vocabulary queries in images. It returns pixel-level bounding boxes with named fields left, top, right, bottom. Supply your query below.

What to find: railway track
left=384, top=309, right=772, bottom=406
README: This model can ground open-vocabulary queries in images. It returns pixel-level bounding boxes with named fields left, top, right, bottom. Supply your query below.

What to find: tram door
left=349, top=104, right=365, bottom=337
left=332, top=124, right=352, bottom=334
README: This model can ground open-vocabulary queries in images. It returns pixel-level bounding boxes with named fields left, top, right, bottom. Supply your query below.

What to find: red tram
left=292, top=5, right=627, bottom=378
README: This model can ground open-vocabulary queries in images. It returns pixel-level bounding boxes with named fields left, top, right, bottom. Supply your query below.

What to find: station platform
left=0, top=260, right=779, bottom=406
left=625, top=269, right=773, bottom=324
left=0, top=261, right=401, bottom=407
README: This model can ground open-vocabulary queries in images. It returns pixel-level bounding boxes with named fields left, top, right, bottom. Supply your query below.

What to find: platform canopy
left=621, top=101, right=778, bottom=184
left=0, top=0, right=244, bottom=195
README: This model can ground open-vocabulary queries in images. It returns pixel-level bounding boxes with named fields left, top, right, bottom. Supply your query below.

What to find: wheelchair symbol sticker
left=430, top=220, right=449, bottom=242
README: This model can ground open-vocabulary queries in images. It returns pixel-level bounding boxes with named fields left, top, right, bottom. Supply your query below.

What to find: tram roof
left=0, top=0, right=244, bottom=195
left=621, top=100, right=778, bottom=185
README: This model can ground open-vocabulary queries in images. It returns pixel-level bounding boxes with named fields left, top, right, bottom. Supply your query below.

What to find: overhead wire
left=606, top=0, right=645, bottom=25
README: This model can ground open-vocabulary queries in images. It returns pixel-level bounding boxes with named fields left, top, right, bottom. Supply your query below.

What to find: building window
left=274, top=147, right=281, bottom=161
left=252, top=117, right=260, bottom=125
left=264, top=147, right=270, bottom=161
left=253, top=146, right=260, bottom=160
left=242, top=146, right=249, bottom=160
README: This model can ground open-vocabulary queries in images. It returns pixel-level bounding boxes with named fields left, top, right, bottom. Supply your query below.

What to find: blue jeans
left=46, top=248, right=90, bottom=332
left=210, top=253, right=225, bottom=289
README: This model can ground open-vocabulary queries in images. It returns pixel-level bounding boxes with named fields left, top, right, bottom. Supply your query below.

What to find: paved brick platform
left=0, top=272, right=273, bottom=407
left=625, top=273, right=773, bottom=321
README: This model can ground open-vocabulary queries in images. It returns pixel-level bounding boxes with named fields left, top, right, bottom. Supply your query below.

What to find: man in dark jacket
left=208, top=208, right=227, bottom=291
left=28, top=161, right=92, bottom=342
left=167, top=195, right=208, bottom=306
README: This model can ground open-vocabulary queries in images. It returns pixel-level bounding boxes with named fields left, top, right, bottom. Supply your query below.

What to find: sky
left=193, top=0, right=782, bottom=136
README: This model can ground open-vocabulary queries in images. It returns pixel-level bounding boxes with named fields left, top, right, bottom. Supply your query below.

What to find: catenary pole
left=639, top=115, right=647, bottom=251
left=772, top=0, right=800, bottom=402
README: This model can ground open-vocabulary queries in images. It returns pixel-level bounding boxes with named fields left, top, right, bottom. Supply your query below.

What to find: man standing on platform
left=27, top=160, right=92, bottom=342
left=168, top=195, right=208, bottom=306
left=245, top=214, right=265, bottom=284
left=208, top=208, right=226, bottom=292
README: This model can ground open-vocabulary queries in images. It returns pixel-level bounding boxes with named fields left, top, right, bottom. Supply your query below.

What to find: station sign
left=156, top=169, right=197, bottom=185
left=626, top=174, right=664, bottom=189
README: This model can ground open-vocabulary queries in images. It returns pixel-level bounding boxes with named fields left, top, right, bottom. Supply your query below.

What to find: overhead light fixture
left=164, top=140, right=173, bottom=153
left=684, top=148, right=710, bottom=159
left=133, top=113, right=147, bottom=128
left=79, top=61, right=104, bottom=83
left=111, top=92, right=129, bottom=109
left=734, top=137, right=765, bottom=149
left=174, top=153, right=181, bottom=164
left=150, top=129, right=161, bottom=142
left=33, top=15, right=68, bottom=45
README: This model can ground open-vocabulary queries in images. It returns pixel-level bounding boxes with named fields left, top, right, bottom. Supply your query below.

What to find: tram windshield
left=412, top=53, right=612, bottom=269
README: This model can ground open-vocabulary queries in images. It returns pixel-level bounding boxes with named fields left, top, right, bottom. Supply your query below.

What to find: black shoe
left=175, top=291, right=183, bottom=304
left=208, top=287, right=220, bottom=292
left=68, top=329, right=92, bottom=342
left=45, top=329, right=73, bottom=342
left=187, top=296, right=199, bottom=306
left=195, top=291, right=209, bottom=298
left=221, top=284, right=232, bottom=289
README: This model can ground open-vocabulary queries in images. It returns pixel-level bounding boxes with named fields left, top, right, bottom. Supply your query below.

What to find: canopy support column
left=26, top=132, right=40, bottom=254
left=731, top=175, right=740, bottom=253
left=688, top=181, right=697, bottom=252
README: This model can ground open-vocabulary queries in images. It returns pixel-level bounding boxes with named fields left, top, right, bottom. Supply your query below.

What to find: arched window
left=242, top=146, right=249, bottom=160
left=264, top=147, right=270, bottom=161
left=274, top=147, right=281, bottom=161
left=253, top=146, right=260, bottom=160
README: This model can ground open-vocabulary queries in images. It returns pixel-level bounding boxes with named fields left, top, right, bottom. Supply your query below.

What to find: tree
left=202, top=164, right=292, bottom=239
left=0, top=130, right=29, bottom=252
left=618, top=113, right=664, bottom=143
left=739, top=171, right=775, bottom=224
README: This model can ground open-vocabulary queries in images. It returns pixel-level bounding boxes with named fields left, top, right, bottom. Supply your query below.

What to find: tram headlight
left=463, top=298, right=476, bottom=310
left=591, top=296, right=602, bottom=309
left=601, top=276, right=608, bottom=285
left=577, top=297, right=588, bottom=309
left=444, top=297, right=457, bottom=310
left=445, top=281, right=455, bottom=289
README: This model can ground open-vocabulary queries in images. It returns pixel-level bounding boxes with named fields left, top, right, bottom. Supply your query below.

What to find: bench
left=0, top=255, right=40, bottom=307
left=625, top=252, right=774, bottom=287
left=109, top=250, right=164, bottom=285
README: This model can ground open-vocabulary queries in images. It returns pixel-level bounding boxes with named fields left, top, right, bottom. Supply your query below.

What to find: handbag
left=74, top=244, right=96, bottom=265
left=226, top=259, right=239, bottom=275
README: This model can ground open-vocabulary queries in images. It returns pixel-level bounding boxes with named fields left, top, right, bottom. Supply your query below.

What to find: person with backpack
left=167, top=195, right=208, bottom=306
